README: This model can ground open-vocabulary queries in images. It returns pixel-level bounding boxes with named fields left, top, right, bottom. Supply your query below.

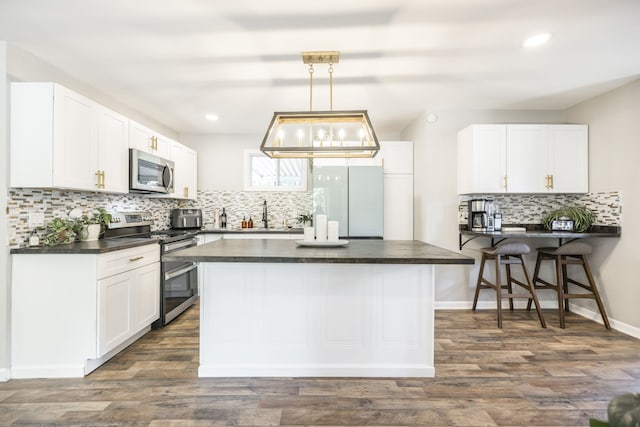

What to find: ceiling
left=1, top=0, right=639, bottom=137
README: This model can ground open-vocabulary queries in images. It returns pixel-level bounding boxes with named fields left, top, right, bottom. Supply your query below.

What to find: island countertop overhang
left=163, top=239, right=474, bottom=265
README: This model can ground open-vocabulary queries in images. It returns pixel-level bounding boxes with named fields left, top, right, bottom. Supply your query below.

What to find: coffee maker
left=468, top=198, right=495, bottom=232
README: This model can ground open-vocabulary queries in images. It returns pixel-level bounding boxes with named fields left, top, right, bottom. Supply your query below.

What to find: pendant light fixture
left=260, top=51, right=380, bottom=159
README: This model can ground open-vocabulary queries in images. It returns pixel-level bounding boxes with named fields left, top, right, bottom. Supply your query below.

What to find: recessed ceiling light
left=523, top=32, right=551, bottom=48
left=205, top=114, right=219, bottom=121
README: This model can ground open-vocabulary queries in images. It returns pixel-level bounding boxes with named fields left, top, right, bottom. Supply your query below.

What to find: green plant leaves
left=542, top=205, right=596, bottom=232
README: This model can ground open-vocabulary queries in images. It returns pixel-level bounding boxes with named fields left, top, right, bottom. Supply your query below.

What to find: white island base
left=199, top=262, right=435, bottom=378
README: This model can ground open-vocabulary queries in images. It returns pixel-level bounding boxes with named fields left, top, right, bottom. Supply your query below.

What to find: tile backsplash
left=458, top=192, right=622, bottom=226
left=7, top=188, right=312, bottom=248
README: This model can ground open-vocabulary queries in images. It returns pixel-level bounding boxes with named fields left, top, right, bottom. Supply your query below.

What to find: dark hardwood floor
left=2, top=304, right=640, bottom=426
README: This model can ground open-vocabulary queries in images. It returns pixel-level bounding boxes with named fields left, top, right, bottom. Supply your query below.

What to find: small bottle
left=29, top=229, right=40, bottom=247
left=242, top=217, right=247, bottom=228
left=494, top=207, right=502, bottom=231
left=248, top=216, right=254, bottom=228
left=220, top=208, right=227, bottom=228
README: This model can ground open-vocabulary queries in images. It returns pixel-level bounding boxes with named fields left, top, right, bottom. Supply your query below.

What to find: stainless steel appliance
left=313, top=165, right=384, bottom=238
left=129, top=148, right=175, bottom=194
left=468, top=198, right=490, bottom=232
left=171, top=208, right=202, bottom=229
left=106, top=211, right=198, bottom=328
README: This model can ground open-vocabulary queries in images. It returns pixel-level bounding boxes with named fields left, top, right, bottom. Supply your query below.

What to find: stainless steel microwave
left=129, top=148, right=174, bottom=194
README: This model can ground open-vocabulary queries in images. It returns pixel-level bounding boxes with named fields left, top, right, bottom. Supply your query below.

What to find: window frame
left=243, top=149, right=308, bottom=192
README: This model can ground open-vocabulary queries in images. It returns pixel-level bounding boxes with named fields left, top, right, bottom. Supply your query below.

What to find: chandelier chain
left=308, top=64, right=314, bottom=111
left=328, top=63, right=334, bottom=111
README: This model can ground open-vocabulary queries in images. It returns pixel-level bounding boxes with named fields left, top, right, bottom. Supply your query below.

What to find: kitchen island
left=164, top=239, right=473, bottom=378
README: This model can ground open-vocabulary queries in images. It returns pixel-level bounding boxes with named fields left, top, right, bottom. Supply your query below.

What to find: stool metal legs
left=473, top=253, right=546, bottom=328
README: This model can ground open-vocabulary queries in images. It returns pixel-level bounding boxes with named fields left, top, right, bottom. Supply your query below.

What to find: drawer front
left=98, top=244, right=160, bottom=279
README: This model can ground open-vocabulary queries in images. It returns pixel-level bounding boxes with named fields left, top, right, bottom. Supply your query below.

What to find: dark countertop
left=10, top=238, right=159, bottom=254
left=199, top=227, right=303, bottom=234
left=459, top=224, right=621, bottom=249
left=163, top=239, right=474, bottom=265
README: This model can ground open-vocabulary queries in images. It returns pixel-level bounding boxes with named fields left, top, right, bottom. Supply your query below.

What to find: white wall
left=401, top=109, right=565, bottom=306
left=565, top=79, right=640, bottom=331
left=180, top=133, right=259, bottom=191
left=1, top=41, right=10, bottom=380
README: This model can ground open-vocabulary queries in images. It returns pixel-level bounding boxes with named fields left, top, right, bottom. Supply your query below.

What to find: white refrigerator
left=312, top=166, right=384, bottom=238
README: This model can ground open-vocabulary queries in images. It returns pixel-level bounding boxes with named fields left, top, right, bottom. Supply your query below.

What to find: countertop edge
left=163, top=255, right=475, bottom=265
left=10, top=239, right=159, bottom=255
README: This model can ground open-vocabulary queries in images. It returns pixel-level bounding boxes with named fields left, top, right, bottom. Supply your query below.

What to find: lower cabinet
left=11, top=243, right=160, bottom=378
left=97, top=261, right=159, bottom=357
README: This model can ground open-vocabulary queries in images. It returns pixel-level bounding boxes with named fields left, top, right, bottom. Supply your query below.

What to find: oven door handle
left=164, top=238, right=198, bottom=252
left=164, top=262, right=198, bottom=281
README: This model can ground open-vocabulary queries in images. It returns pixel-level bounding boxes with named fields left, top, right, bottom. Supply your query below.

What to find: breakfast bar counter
left=166, top=239, right=473, bottom=378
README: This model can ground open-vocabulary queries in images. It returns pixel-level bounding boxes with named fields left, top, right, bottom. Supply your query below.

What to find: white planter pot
left=80, top=224, right=101, bottom=241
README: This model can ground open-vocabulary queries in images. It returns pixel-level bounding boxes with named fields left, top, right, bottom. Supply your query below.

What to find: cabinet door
left=52, top=85, right=98, bottom=190
left=129, top=120, right=171, bottom=158
left=548, top=125, right=588, bottom=193
left=506, top=125, right=548, bottom=192
left=132, top=262, right=160, bottom=332
left=97, top=272, right=132, bottom=357
left=170, top=141, right=198, bottom=200
left=457, top=125, right=506, bottom=194
left=97, top=106, right=129, bottom=193
left=384, top=173, right=413, bottom=240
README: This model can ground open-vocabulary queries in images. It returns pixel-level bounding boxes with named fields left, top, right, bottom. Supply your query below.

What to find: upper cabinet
left=10, top=82, right=128, bottom=193
left=170, top=141, right=198, bottom=200
left=457, top=124, right=588, bottom=194
left=129, top=120, right=171, bottom=159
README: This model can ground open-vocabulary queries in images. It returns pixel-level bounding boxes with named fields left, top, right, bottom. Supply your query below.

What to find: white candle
left=328, top=221, right=339, bottom=242
left=304, top=226, right=314, bottom=242
left=315, top=214, right=328, bottom=242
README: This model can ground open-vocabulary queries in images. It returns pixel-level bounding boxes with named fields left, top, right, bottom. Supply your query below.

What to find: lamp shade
left=260, top=110, right=380, bottom=159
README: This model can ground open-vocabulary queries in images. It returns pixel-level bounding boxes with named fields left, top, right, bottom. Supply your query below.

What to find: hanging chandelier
left=260, top=51, right=380, bottom=159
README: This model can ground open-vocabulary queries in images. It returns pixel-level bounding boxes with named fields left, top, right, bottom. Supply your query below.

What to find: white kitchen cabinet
left=457, top=125, right=507, bottom=194
left=457, top=124, right=588, bottom=194
left=170, top=141, right=198, bottom=200
left=380, top=141, right=413, bottom=174
left=10, top=82, right=129, bottom=194
left=506, top=124, right=588, bottom=193
left=11, top=243, right=160, bottom=378
left=97, top=105, right=129, bottom=193
left=129, top=120, right=171, bottom=159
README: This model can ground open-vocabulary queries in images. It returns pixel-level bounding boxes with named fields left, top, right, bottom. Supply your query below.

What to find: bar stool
left=472, top=242, right=546, bottom=328
left=527, top=241, right=611, bottom=329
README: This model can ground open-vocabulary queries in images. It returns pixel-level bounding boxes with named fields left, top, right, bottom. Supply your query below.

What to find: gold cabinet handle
left=100, top=171, right=105, bottom=188
left=95, top=170, right=101, bottom=188
left=549, top=174, right=554, bottom=190
left=503, top=176, right=508, bottom=191
left=129, top=256, right=144, bottom=262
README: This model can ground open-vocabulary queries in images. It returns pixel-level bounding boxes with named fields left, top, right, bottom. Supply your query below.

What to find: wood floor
left=2, top=304, right=640, bottom=426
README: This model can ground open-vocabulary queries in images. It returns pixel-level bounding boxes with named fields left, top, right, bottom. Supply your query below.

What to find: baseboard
left=11, top=365, right=85, bottom=379
left=0, top=368, right=9, bottom=382
left=568, top=303, right=640, bottom=339
left=199, top=364, right=435, bottom=378
left=435, top=301, right=640, bottom=339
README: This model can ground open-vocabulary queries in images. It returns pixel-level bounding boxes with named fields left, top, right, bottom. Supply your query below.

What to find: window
left=244, top=150, right=308, bottom=191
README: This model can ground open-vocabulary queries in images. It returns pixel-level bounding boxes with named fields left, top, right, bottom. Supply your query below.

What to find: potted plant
left=76, top=208, right=112, bottom=241
left=542, top=205, right=596, bottom=232
left=42, top=218, right=77, bottom=246
left=297, top=213, right=313, bottom=227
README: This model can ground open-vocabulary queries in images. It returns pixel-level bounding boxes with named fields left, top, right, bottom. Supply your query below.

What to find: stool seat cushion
left=483, top=242, right=530, bottom=255
left=538, top=241, right=593, bottom=255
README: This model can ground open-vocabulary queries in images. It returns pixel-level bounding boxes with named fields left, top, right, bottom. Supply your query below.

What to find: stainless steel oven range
left=105, top=211, right=199, bottom=328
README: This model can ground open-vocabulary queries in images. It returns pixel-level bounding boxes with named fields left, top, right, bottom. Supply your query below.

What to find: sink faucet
left=262, top=200, right=268, bottom=228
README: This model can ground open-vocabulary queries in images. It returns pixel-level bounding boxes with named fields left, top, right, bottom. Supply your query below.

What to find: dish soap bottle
left=29, top=229, right=40, bottom=247
left=242, top=217, right=247, bottom=229
left=248, top=216, right=254, bottom=228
